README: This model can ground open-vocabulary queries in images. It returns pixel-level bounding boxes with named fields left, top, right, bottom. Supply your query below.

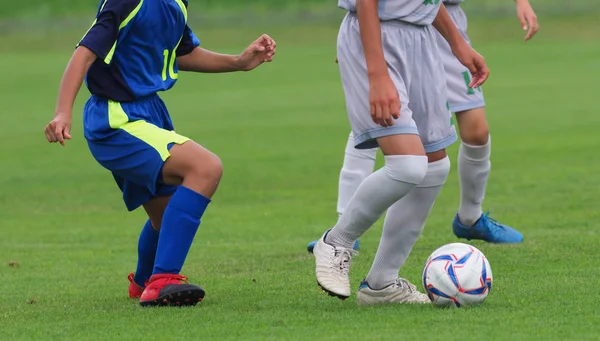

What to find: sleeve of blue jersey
left=176, top=26, right=201, bottom=57
left=78, top=0, right=142, bottom=62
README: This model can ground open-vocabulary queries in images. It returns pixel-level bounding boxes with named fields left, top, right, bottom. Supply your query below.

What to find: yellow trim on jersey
left=173, top=0, right=188, bottom=23
left=107, top=101, right=190, bottom=161
left=104, top=0, right=145, bottom=64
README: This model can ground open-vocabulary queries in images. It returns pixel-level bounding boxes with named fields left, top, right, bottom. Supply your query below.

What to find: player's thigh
left=455, top=107, right=489, bottom=145
left=87, top=120, right=190, bottom=210
left=376, top=134, right=425, bottom=156
left=89, top=121, right=189, bottom=182
left=337, top=13, right=421, bottom=154
left=408, top=26, right=458, bottom=154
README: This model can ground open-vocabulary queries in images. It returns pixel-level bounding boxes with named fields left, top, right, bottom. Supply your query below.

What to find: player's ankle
left=457, top=211, right=482, bottom=227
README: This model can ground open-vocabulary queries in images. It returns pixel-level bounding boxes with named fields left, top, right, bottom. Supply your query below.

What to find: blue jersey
left=78, top=0, right=200, bottom=102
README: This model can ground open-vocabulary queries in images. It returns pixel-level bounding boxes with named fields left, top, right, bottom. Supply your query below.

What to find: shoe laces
left=333, top=248, right=358, bottom=276
left=152, top=273, right=189, bottom=284
left=169, top=274, right=189, bottom=283
left=393, top=278, right=417, bottom=293
left=483, top=211, right=506, bottom=233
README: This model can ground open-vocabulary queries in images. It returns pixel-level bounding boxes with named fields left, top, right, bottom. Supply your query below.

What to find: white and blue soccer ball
left=422, top=243, right=493, bottom=308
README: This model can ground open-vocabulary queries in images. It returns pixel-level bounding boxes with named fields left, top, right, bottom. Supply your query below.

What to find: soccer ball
left=422, top=243, right=493, bottom=308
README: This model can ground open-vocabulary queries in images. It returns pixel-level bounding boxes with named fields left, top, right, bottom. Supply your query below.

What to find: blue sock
left=134, top=219, right=159, bottom=287
left=153, top=186, right=210, bottom=275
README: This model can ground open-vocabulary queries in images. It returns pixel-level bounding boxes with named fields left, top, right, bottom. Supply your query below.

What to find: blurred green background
left=1, top=0, right=599, bottom=23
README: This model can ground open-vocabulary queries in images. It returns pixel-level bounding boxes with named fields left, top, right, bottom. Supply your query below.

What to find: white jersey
left=443, top=0, right=464, bottom=4
left=338, top=0, right=442, bottom=25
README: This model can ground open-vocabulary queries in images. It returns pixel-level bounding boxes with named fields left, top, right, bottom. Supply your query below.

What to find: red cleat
left=128, top=273, right=145, bottom=299
left=139, top=274, right=205, bottom=307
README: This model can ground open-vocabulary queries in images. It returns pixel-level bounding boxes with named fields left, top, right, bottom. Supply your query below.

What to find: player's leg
left=128, top=221, right=160, bottom=298
left=128, top=195, right=171, bottom=299
left=356, top=25, right=457, bottom=305
left=139, top=141, right=222, bottom=306
left=359, top=151, right=450, bottom=305
left=455, top=107, right=489, bottom=225
left=441, top=4, right=523, bottom=243
left=324, top=134, right=427, bottom=248
left=306, top=132, right=374, bottom=253
left=313, top=14, right=429, bottom=299
left=85, top=96, right=219, bottom=306
left=316, top=137, right=427, bottom=299
left=453, top=107, right=523, bottom=243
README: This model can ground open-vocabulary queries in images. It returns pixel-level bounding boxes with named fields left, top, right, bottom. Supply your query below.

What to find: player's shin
left=152, top=187, right=211, bottom=275
left=134, top=219, right=159, bottom=286
left=365, top=156, right=450, bottom=290
left=326, top=154, right=428, bottom=249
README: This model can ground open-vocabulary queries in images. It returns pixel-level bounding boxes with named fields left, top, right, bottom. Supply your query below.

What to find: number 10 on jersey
left=162, top=49, right=178, bottom=81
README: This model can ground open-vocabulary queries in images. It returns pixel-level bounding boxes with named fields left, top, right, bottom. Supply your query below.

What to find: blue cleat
left=452, top=212, right=524, bottom=244
left=307, top=239, right=360, bottom=253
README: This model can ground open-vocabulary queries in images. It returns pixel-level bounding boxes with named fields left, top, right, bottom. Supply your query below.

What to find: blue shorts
left=84, top=94, right=190, bottom=211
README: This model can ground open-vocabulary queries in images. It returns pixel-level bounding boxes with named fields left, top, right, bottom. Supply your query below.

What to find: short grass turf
left=1, top=17, right=600, bottom=341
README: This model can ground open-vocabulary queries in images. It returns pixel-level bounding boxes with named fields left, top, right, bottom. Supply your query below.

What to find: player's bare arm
left=433, top=4, right=489, bottom=88
left=356, top=0, right=400, bottom=128
left=516, top=0, right=539, bottom=41
left=44, top=46, right=96, bottom=146
left=177, top=34, right=276, bottom=73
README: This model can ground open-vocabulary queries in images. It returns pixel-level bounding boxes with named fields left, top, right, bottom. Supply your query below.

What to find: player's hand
left=452, top=44, right=489, bottom=89
left=516, top=0, right=539, bottom=41
left=45, top=112, right=72, bottom=146
left=369, top=75, right=400, bottom=127
left=238, top=34, right=276, bottom=71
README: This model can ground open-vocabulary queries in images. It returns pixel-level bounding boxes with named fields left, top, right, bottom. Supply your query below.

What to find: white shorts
left=337, top=13, right=457, bottom=151
left=436, top=3, right=485, bottom=113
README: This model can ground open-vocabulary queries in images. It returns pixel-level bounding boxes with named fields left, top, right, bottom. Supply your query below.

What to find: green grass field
left=1, top=16, right=600, bottom=340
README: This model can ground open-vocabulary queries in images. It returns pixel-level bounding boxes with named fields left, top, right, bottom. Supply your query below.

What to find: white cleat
left=357, top=278, right=431, bottom=305
left=314, top=232, right=358, bottom=300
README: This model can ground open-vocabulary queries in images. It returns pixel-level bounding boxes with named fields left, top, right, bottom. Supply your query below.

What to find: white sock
left=337, top=133, right=377, bottom=215
left=366, top=157, right=451, bottom=290
left=458, top=136, right=491, bottom=226
left=326, top=155, right=428, bottom=249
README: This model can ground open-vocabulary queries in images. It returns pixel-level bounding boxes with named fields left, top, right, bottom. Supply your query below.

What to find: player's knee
left=383, top=155, right=428, bottom=185
left=460, top=124, right=489, bottom=146
left=163, top=141, right=223, bottom=186
left=187, top=152, right=223, bottom=184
